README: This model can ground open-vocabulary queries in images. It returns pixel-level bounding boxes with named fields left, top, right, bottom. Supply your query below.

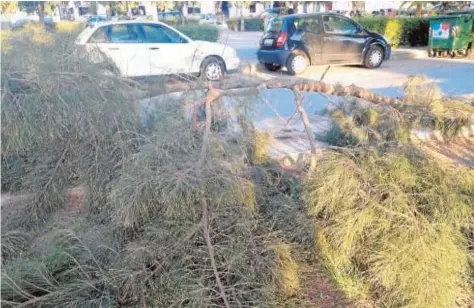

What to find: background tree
left=233, top=1, right=252, bottom=31
left=1, top=1, right=18, bottom=14
left=401, top=1, right=426, bottom=17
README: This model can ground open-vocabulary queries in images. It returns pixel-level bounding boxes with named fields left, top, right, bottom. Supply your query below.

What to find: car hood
left=365, top=29, right=389, bottom=44
left=192, top=40, right=237, bottom=58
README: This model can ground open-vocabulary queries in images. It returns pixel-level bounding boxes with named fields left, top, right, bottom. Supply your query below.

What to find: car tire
left=287, top=51, right=309, bottom=75
left=264, top=63, right=282, bottom=71
left=201, top=57, right=225, bottom=81
left=364, top=45, right=384, bottom=69
left=449, top=51, right=456, bottom=58
left=463, top=48, right=472, bottom=57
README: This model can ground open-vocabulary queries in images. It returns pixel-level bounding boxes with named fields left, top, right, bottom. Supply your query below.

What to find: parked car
left=158, top=11, right=183, bottom=21
left=261, top=7, right=281, bottom=19
left=257, top=13, right=391, bottom=75
left=87, top=15, right=107, bottom=27
left=76, top=21, right=240, bottom=81
left=199, top=13, right=217, bottom=25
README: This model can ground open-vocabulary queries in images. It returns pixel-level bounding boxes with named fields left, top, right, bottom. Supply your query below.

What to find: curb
left=391, top=48, right=427, bottom=60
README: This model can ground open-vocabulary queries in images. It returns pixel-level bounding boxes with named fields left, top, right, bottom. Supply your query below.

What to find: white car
left=75, top=21, right=240, bottom=81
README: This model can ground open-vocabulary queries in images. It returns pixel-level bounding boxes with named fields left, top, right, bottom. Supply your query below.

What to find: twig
left=319, top=65, right=331, bottom=82
left=284, top=107, right=299, bottom=128
left=197, top=85, right=216, bottom=169
left=201, top=198, right=231, bottom=308
left=293, top=89, right=317, bottom=155
left=37, top=144, right=69, bottom=201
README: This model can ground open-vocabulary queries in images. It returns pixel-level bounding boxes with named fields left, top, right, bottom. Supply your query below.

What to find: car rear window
left=267, top=18, right=283, bottom=32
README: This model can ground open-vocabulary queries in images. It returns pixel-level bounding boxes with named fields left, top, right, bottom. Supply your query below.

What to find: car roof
left=78, top=20, right=193, bottom=44
left=277, top=12, right=341, bottom=20
left=89, top=20, right=170, bottom=27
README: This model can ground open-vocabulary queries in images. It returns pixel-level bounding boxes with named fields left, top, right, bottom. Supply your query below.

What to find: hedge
left=355, top=17, right=429, bottom=47
left=162, top=19, right=199, bottom=27
left=226, top=18, right=265, bottom=31
left=176, top=24, right=219, bottom=42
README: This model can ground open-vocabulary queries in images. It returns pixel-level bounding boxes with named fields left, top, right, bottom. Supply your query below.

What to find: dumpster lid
left=429, top=15, right=459, bottom=20
left=446, top=10, right=474, bottom=15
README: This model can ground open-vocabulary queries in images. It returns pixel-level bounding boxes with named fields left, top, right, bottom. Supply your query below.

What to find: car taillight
left=276, top=32, right=287, bottom=48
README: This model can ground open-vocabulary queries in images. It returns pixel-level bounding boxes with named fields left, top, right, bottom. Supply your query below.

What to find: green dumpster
left=428, top=12, right=473, bottom=57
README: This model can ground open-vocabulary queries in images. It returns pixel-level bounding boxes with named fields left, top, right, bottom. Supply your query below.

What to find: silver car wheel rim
left=292, top=55, right=306, bottom=73
left=369, top=50, right=383, bottom=66
left=206, top=62, right=222, bottom=80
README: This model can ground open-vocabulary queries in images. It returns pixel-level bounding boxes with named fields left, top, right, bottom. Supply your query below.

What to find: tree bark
left=416, top=3, right=422, bottom=17
left=240, top=5, right=245, bottom=31
left=37, top=2, right=45, bottom=23
left=144, top=77, right=400, bottom=105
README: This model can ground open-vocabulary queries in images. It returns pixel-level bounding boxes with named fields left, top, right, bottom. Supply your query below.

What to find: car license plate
left=263, top=38, right=274, bottom=46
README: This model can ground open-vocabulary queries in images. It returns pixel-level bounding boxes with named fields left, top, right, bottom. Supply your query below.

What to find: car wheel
left=463, top=48, right=472, bottom=57
left=287, top=52, right=308, bottom=75
left=264, top=63, right=282, bottom=71
left=364, top=45, right=384, bottom=68
left=449, top=51, right=456, bottom=58
left=201, top=57, right=225, bottom=81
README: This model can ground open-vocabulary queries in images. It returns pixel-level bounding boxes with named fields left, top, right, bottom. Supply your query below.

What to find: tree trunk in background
left=240, top=5, right=244, bottom=31
left=90, top=1, right=97, bottom=15
left=416, top=3, right=422, bottom=16
left=37, top=1, right=45, bottom=23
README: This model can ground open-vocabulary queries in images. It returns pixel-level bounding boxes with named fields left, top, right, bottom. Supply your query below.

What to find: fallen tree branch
left=145, top=77, right=400, bottom=105
left=201, top=198, right=231, bottom=308
left=293, top=89, right=317, bottom=155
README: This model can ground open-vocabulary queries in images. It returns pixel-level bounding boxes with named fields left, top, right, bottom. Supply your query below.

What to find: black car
left=257, top=13, right=391, bottom=75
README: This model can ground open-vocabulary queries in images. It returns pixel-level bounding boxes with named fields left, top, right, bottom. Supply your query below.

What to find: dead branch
left=197, top=85, right=220, bottom=168
left=293, top=89, right=317, bottom=155
left=149, top=77, right=400, bottom=106
left=201, top=198, right=231, bottom=308
left=320, top=65, right=331, bottom=81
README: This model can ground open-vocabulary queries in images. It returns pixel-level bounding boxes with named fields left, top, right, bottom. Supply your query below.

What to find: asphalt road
left=221, top=30, right=474, bottom=99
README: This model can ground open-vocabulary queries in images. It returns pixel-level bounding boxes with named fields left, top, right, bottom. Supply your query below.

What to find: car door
left=293, top=16, right=323, bottom=64
left=138, top=23, right=195, bottom=75
left=321, top=15, right=366, bottom=63
left=86, top=24, right=147, bottom=77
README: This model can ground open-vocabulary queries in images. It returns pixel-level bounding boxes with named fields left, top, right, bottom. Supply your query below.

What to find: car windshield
left=267, top=18, right=283, bottom=32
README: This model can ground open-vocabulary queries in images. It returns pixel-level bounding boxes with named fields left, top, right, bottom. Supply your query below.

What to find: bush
left=53, top=21, right=83, bottom=33
left=226, top=18, right=265, bottom=31
left=176, top=24, right=219, bottom=42
left=161, top=18, right=199, bottom=27
left=356, top=17, right=429, bottom=47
